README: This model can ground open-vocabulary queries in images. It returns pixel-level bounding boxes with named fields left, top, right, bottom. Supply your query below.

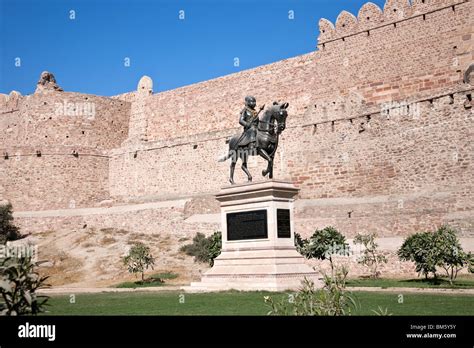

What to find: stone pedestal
left=187, top=180, right=320, bottom=291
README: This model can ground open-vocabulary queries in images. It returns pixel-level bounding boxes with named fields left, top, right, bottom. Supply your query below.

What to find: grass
left=347, top=275, right=474, bottom=289
left=42, top=291, right=474, bottom=316
left=114, top=272, right=179, bottom=289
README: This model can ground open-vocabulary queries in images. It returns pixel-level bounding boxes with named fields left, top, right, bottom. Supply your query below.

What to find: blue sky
left=0, top=0, right=386, bottom=96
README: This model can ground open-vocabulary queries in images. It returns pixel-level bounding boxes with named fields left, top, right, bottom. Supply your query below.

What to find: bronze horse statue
left=219, top=102, right=289, bottom=184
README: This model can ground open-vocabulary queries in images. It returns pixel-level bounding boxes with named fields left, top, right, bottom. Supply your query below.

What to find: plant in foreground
left=0, top=257, right=50, bottom=316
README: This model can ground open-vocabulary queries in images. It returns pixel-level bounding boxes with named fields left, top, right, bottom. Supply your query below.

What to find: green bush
left=0, top=203, right=22, bottom=245
left=180, top=231, right=222, bottom=266
left=207, top=232, right=222, bottom=267
left=295, top=227, right=350, bottom=273
left=0, top=257, right=50, bottom=315
left=122, top=242, right=155, bottom=282
left=398, top=225, right=472, bottom=283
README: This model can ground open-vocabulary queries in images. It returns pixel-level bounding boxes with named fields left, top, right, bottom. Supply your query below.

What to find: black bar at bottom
left=0, top=316, right=472, bottom=346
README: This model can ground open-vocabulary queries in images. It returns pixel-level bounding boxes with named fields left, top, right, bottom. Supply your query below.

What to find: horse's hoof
left=248, top=177, right=252, bottom=182
left=229, top=179, right=235, bottom=185
left=262, top=170, right=267, bottom=177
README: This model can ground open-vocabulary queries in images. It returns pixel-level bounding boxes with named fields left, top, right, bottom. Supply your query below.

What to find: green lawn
left=42, top=291, right=474, bottom=316
left=347, top=276, right=474, bottom=289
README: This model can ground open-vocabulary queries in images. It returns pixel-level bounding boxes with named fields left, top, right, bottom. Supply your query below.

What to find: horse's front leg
left=259, top=148, right=273, bottom=178
left=268, top=156, right=274, bottom=179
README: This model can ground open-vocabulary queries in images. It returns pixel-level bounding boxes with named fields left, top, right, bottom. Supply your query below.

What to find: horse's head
left=272, top=102, right=289, bottom=133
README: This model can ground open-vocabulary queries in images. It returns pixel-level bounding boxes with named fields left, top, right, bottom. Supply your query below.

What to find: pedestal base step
left=184, top=247, right=322, bottom=292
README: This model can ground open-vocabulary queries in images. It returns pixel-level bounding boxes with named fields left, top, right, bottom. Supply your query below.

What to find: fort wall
left=0, top=0, right=473, bottom=249
left=0, top=92, right=130, bottom=210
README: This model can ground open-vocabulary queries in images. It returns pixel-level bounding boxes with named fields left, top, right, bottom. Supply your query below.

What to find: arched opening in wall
left=82, top=131, right=85, bottom=135
left=193, top=144, right=198, bottom=149
left=331, top=121, right=335, bottom=132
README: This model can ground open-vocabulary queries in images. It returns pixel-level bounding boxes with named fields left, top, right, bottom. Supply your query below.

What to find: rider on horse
left=235, top=96, right=264, bottom=151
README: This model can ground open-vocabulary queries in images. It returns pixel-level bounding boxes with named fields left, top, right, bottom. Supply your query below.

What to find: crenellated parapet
left=317, top=0, right=468, bottom=46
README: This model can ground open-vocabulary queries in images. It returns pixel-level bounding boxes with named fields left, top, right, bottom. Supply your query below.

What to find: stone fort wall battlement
left=0, top=0, right=473, bottom=242
left=0, top=92, right=130, bottom=210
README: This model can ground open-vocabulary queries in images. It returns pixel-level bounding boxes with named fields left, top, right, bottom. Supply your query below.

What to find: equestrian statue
left=219, top=96, right=289, bottom=184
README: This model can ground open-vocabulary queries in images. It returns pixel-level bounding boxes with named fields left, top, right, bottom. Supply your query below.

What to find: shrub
left=296, top=227, right=350, bottom=273
left=0, top=204, right=22, bottom=245
left=0, top=257, right=50, bottom=315
left=207, top=231, right=222, bottom=267
left=354, top=233, right=387, bottom=278
left=180, top=231, right=222, bottom=266
left=398, top=225, right=472, bottom=284
left=264, top=266, right=358, bottom=316
left=122, top=242, right=155, bottom=282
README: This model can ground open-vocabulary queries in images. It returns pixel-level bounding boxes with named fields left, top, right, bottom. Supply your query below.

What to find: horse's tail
left=218, top=135, right=238, bottom=162
left=218, top=152, right=231, bottom=162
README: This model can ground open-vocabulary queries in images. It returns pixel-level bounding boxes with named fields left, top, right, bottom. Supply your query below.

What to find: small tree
left=297, top=227, right=350, bottom=275
left=433, top=226, right=471, bottom=284
left=398, top=232, right=435, bottom=279
left=0, top=204, right=22, bottom=245
left=398, top=225, right=472, bottom=284
left=354, top=233, right=387, bottom=278
left=0, top=257, right=50, bottom=315
left=122, top=243, right=155, bottom=282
